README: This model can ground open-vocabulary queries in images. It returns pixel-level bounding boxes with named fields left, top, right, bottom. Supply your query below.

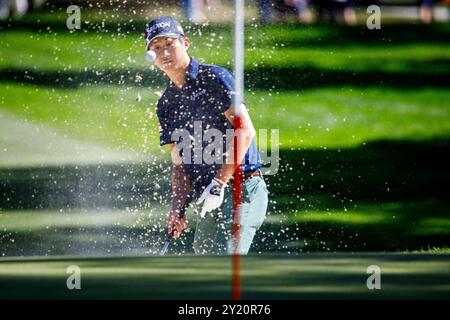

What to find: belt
left=243, top=169, right=262, bottom=181
left=228, top=169, right=262, bottom=184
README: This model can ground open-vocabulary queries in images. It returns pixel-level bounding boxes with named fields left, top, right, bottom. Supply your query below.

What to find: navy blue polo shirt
left=156, top=57, right=262, bottom=194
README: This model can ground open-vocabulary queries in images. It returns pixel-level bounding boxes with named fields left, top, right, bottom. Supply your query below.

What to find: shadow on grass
left=1, top=65, right=449, bottom=90
left=2, top=139, right=449, bottom=210
left=251, top=138, right=450, bottom=252
left=0, top=255, right=449, bottom=299
left=2, top=13, right=450, bottom=48
left=254, top=198, right=450, bottom=253
left=267, top=138, right=450, bottom=201
left=1, top=138, right=449, bottom=254
left=265, top=23, right=450, bottom=48
left=0, top=225, right=191, bottom=257
left=0, top=161, right=170, bottom=210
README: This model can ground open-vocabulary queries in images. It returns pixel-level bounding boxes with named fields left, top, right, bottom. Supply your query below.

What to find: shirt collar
left=167, top=57, right=199, bottom=90
left=187, top=57, right=199, bottom=80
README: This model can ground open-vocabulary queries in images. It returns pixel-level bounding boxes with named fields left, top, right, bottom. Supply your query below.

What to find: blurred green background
left=1, top=0, right=450, bottom=258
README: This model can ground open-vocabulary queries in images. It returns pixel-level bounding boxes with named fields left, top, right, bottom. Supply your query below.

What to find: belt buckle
left=245, top=169, right=259, bottom=181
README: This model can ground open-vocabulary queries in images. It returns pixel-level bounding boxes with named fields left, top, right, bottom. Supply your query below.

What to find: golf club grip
left=160, top=211, right=185, bottom=255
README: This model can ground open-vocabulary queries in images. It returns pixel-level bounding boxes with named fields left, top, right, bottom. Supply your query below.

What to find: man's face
left=148, top=36, right=190, bottom=72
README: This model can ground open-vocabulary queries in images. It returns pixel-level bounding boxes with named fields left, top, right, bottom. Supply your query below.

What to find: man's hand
left=196, top=178, right=226, bottom=218
left=168, top=210, right=187, bottom=239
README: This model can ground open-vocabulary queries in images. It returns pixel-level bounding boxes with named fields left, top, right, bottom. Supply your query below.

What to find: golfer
left=145, top=16, right=268, bottom=254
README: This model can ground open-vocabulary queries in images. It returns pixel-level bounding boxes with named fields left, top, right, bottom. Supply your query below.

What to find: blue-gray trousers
left=193, top=176, right=269, bottom=255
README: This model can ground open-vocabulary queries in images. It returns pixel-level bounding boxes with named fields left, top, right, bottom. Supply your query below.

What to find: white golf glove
left=196, top=178, right=226, bottom=218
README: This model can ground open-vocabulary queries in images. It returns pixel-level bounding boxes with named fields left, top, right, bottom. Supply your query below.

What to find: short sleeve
left=210, top=66, right=236, bottom=113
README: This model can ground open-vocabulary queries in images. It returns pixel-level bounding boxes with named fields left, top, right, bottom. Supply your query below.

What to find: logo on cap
left=144, top=16, right=185, bottom=46
left=145, top=22, right=171, bottom=37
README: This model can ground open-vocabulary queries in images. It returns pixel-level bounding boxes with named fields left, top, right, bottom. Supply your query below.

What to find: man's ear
left=183, top=37, right=191, bottom=51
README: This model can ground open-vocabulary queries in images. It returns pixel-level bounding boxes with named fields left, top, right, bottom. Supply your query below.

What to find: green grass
left=1, top=13, right=449, bottom=152
left=248, top=87, right=450, bottom=148
left=0, top=208, right=163, bottom=232
left=0, top=83, right=159, bottom=155
left=1, top=11, right=450, bottom=254
left=411, top=247, right=450, bottom=254
left=0, top=199, right=448, bottom=255
left=1, top=84, right=449, bottom=154
left=0, top=254, right=449, bottom=299
left=1, top=15, right=449, bottom=153
left=1, top=29, right=449, bottom=73
left=2, top=15, right=450, bottom=73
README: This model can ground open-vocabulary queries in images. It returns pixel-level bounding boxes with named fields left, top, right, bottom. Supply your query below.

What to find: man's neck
left=166, top=57, right=191, bottom=89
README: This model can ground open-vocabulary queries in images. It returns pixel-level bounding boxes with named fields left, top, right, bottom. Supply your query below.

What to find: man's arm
left=195, top=103, right=255, bottom=216
left=167, top=143, right=191, bottom=239
left=214, top=103, right=256, bottom=185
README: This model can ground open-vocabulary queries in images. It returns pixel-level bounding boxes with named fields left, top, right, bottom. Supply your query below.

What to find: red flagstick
left=232, top=114, right=243, bottom=300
